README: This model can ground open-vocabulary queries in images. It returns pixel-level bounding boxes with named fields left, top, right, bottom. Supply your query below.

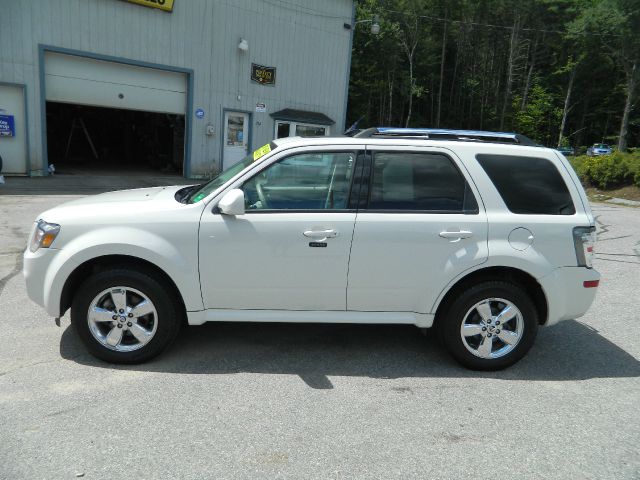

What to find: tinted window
left=276, top=123, right=290, bottom=138
left=368, top=152, right=478, bottom=212
left=476, top=154, right=575, bottom=215
left=242, top=152, right=355, bottom=210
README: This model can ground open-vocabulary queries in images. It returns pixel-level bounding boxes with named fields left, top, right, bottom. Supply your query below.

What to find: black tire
left=438, top=281, right=538, bottom=370
left=71, top=267, right=182, bottom=364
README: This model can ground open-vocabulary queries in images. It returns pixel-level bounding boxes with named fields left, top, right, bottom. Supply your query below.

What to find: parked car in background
left=24, top=128, right=600, bottom=370
left=556, top=146, right=575, bottom=156
left=587, top=143, right=612, bottom=156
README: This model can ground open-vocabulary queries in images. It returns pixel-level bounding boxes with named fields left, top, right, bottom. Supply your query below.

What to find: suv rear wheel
left=439, top=281, right=538, bottom=370
left=71, top=268, right=182, bottom=364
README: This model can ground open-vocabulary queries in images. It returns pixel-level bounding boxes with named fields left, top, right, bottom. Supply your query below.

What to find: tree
left=570, top=0, right=640, bottom=151
left=513, top=83, right=562, bottom=144
left=345, top=0, right=636, bottom=150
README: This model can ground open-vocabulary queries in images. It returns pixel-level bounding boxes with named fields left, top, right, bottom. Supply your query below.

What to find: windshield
left=187, top=155, right=255, bottom=203
left=187, top=142, right=276, bottom=203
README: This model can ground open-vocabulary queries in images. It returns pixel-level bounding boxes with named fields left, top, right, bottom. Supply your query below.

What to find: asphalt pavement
left=0, top=180, right=638, bottom=480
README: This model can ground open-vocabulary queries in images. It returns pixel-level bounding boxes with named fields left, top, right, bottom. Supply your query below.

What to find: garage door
left=44, top=52, right=186, bottom=114
left=0, top=84, right=28, bottom=175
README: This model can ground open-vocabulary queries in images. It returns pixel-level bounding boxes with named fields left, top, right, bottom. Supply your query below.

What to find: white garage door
left=44, top=52, right=186, bottom=114
left=0, top=84, right=28, bottom=175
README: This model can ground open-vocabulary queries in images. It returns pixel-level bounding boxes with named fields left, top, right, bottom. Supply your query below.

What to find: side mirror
left=218, top=189, right=245, bottom=216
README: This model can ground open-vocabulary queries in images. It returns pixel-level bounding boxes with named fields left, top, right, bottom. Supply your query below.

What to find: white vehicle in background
left=24, top=128, right=600, bottom=370
left=586, top=143, right=613, bottom=156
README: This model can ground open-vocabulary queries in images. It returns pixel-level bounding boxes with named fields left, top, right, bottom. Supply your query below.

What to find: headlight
left=29, top=220, right=61, bottom=253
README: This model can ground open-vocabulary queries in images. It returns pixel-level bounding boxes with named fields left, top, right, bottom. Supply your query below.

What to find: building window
left=276, top=122, right=290, bottom=138
left=275, top=121, right=329, bottom=138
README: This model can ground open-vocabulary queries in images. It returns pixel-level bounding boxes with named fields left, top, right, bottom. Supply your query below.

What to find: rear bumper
left=539, top=267, right=600, bottom=326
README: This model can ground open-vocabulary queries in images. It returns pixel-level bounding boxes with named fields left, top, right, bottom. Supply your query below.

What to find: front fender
left=43, top=226, right=202, bottom=316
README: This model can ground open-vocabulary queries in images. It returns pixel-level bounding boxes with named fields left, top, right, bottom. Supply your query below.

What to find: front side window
left=242, top=151, right=356, bottom=210
left=368, top=152, right=477, bottom=212
left=476, top=154, right=575, bottom=215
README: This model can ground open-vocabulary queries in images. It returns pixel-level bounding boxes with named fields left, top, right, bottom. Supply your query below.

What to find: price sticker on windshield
left=252, top=143, right=271, bottom=161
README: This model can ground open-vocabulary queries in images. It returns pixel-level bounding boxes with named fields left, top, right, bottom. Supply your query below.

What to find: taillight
left=573, top=226, right=596, bottom=268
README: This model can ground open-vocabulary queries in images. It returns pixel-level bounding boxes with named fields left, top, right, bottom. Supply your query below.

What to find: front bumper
left=23, top=247, right=62, bottom=316
left=539, top=266, right=600, bottom=326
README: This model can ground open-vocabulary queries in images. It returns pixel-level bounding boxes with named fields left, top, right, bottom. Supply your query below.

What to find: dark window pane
left=476, top=154, right=575, bottom=215
left=369, top=152, right=474, bottom=212
left=276, top=123, right=290, bottom=138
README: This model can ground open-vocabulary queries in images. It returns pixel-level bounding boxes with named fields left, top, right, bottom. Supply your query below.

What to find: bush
left=569, top=151, right=640, bottom=189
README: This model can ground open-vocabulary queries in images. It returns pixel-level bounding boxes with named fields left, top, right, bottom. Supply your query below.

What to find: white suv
left=24, top=128, right=600, bottom=370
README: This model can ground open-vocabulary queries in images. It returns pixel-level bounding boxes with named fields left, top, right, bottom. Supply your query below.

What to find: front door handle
left=439, top=230, right=473, bottom=241
left=303, top=229, right=338, bottom=239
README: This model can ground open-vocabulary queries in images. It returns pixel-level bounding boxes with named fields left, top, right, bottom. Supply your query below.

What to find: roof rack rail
left=352, top=127, right=537, bottom=146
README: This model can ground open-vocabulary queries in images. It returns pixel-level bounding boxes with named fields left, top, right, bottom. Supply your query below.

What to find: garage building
left=0, top=0, right=354, bottom=178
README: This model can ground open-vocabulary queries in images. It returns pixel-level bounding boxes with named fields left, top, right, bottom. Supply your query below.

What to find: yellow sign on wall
left=123, top=0, right=174, bottom=12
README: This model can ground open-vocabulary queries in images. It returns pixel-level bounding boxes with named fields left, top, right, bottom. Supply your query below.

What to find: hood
left=37, top=185, right=194, bottom=224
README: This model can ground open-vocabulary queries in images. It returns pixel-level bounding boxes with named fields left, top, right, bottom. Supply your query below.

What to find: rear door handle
left=303, top=229, right=338, bottom=239
left=439, top=230, right=473, bottom=241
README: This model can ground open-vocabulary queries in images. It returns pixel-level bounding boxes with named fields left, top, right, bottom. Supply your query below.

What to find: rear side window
left=369, top=152, right=478, bottom=213
left=476, top=154, right=575, bottom=215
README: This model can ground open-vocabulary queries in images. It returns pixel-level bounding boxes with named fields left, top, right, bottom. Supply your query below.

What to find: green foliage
left=512, top=85, right=561, bottom=145
left=571, top=151, right=640, bottom=189
left=347, top=0, right=638, bottom=148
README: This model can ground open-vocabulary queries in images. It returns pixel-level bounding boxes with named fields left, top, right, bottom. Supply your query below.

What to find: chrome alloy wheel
left=460, top=298, right=524, bottom=359
left=87, top=287, right=158, bottom=352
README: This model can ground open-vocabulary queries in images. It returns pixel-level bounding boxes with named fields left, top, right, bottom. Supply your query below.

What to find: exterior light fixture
left=238, top=38, right=249, bottom=51
left=346, top=15, right=381, bottom=35
left=370, top=15, right=380, bottom=35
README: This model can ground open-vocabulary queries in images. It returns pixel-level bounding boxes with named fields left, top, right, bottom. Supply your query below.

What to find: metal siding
left=0, top=0, right=353, bottom=177
left=0, top=84, right=28, bottom=174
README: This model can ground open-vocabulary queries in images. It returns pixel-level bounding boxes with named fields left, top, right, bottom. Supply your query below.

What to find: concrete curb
left=605, top=197, right=640, bottom=207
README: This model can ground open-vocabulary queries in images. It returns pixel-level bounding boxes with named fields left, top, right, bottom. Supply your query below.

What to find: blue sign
left=195, top=108, right=205, bottom=119
left=0, top=115, right=15, bottom=137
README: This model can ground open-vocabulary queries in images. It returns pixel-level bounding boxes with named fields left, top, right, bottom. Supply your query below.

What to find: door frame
left=220, top=108, right=252, bottom=173
left=0, top=82, right=30, bottom=175
left=38, top=44, right=194, bottom=177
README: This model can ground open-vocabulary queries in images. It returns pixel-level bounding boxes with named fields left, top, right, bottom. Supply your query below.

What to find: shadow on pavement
left=60, top=320, right=640, bottom=388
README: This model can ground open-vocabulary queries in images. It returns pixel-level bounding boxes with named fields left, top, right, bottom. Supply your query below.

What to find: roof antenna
left=344, top=116, right=364, bottom=136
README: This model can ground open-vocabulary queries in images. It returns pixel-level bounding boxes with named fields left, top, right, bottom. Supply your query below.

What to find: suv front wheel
left=439, top=281, right=538, bottom=370
left=71, top=267, right=182, bottom=364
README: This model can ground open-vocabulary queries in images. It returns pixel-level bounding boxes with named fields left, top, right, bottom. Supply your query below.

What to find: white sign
left=255, top=102, right=266, bottom=113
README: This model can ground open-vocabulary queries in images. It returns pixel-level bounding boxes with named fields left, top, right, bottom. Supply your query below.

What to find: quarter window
left=476, top=154, right=575, bottom=215
left=368, top=152, right=478, bottom=212
left=242, top=152, right=355, bottom=210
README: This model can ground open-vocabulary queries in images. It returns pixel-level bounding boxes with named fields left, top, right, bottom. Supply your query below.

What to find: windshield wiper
left=175, top=184, right=201, bottom=204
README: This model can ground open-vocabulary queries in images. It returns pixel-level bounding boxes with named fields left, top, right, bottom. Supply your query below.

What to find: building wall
left=0, top=0, right=354, bottom=177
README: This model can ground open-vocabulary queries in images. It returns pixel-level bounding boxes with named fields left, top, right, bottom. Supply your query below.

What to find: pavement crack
left=594, top=257, right=640, bottom=265
left=594, top=214, right=610, bottom=238
left=0, top=253, right=23, bottom=299
left=596, top=235, right=632, bottom=242
left=0, top=354, right=84, bottom=377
